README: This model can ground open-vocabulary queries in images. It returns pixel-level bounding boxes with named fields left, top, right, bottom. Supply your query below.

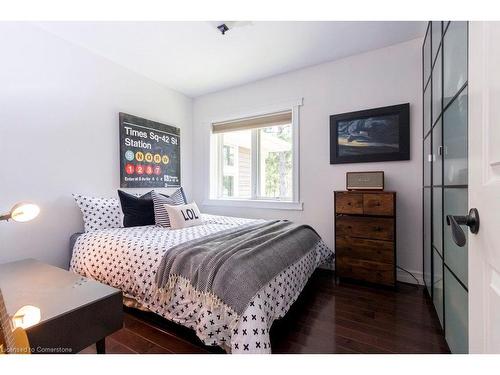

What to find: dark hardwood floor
left=81, top=270, right=450, bottom=354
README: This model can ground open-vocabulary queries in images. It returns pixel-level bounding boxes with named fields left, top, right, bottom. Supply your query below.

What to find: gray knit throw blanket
left=155, top=220, right=320, bottom=316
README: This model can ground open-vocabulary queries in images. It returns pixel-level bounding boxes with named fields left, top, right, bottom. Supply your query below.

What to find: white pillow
left=73, top=194, right=123, bottom=232
left=163, top=202, right=202, bottom=229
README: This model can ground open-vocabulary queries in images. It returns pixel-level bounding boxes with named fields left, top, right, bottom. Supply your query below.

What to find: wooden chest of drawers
left=334, top=191, right=396, bottom=287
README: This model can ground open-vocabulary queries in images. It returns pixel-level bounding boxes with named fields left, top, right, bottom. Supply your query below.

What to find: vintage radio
left=346, top=171, right=384, bottom=191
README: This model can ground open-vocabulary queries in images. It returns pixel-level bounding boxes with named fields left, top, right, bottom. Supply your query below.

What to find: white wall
left=0, top=23, right=193, bottom=268
left=192, top=38, right=423, bottom=282
left=0, top=25, right=423, bottom=282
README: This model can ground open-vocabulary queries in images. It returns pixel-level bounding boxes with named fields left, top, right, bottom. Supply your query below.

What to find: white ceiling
left=37, top=21, right=426, bottom=98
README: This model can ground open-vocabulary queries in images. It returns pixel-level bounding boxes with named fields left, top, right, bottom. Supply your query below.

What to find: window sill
left=202, top=199, right=303, bottom=211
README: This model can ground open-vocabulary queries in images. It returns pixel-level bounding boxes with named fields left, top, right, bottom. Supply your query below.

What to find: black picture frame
left=330, top=103, right=410, bottom=164
left=119, top=112, right=181, bottom=188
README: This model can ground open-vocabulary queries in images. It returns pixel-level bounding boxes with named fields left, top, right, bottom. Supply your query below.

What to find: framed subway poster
left=119, top=113, right=181, bottom=188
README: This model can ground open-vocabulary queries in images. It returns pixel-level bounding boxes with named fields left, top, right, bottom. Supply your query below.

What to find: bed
left=70, top=214, right=334, bottom=354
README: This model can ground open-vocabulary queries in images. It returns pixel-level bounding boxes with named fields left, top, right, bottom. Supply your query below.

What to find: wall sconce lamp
left=0, top=203, right=40, bottom=223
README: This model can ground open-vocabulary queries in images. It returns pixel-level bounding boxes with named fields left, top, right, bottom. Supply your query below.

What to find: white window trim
left=203, top=97, right=303, bottom=211
left=203, top=198, right=303, bottom=211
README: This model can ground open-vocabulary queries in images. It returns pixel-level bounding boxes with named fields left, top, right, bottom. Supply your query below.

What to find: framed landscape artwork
left=329, top=103, right=410, bottom=164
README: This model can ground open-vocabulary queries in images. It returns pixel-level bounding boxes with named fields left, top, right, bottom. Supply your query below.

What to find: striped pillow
left=152, top=188, right=187, bottom=227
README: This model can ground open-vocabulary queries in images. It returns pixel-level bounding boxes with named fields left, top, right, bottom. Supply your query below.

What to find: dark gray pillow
left=117, top=190, right=157, bottom=227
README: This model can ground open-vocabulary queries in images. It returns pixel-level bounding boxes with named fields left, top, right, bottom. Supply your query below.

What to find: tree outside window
left=223, top=145, right=235, bottom=166
left=222, top=175, right=234, bottom=197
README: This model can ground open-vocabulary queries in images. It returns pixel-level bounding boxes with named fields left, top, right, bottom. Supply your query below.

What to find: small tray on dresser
left=334, top=191, right=396, bottom=287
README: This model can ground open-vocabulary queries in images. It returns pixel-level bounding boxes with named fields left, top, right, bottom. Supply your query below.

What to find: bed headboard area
left=69, top=233, right=83, bottom=262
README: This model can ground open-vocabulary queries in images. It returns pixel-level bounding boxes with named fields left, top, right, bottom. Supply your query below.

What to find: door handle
left=446, top=208, right=480, bottom=247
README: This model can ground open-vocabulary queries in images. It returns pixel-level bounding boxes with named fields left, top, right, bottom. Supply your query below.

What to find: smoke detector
left=217, top=23, right=229, bottom=35
left=210, top=21, right=254, bottom=35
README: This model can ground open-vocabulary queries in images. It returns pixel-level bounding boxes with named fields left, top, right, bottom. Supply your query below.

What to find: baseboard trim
left=322, top=264, right=423, bottom=286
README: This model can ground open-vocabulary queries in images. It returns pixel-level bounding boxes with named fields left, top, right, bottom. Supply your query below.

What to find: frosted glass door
left=442, top=21, right=469, bottom=353
left=445, top=269, right=468, bottom=353
left=444, top=188, right=468, bottom=285
left=433, top=249, right=444, bottom=326
left=422, top=21, right=469, bottom=353
left=443, top=22, right=468, bottom=106
left=423, top=188, right=432, bottom=295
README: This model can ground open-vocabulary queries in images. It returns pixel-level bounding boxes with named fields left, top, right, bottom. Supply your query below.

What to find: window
left=223, top=145, right=234, bottom=167
left=258, top=125, right=293, bottom=200
left=222, top=176, right=234, bottom=197
left=210, top=108, right=299, bottom=206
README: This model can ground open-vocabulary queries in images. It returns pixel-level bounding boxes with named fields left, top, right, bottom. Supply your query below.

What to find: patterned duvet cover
left=70, top=214, right=333, bottom=353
